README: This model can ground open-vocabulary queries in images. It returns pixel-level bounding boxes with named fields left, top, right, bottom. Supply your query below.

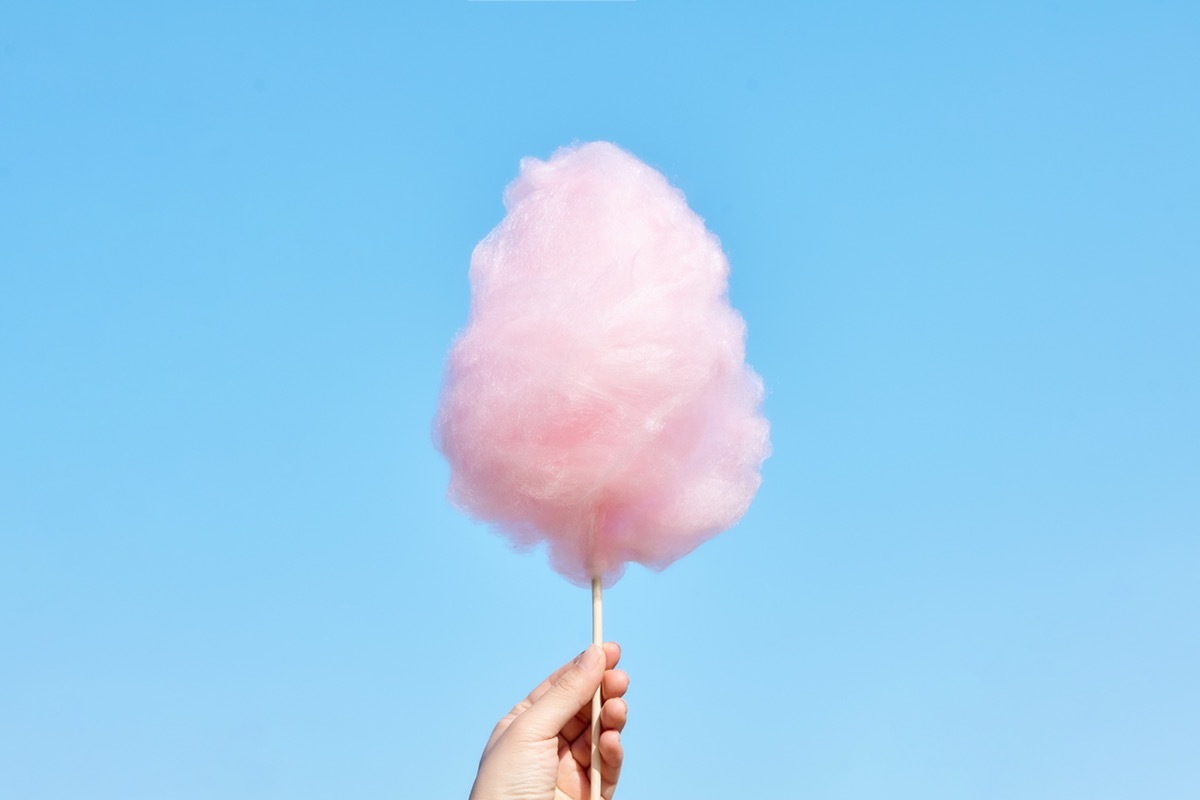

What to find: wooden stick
left=590, top=576, right=603, bottom=800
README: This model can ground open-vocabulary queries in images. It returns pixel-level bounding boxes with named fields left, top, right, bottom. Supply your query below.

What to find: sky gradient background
left=2, top=2, right=1198, bottom=798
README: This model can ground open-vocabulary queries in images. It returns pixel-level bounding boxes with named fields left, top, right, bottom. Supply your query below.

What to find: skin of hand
left=469, top=642, right=629, bottom=800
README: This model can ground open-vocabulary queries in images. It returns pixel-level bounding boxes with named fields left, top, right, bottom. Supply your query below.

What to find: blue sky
left=2, top=2, right=1197, bottom=798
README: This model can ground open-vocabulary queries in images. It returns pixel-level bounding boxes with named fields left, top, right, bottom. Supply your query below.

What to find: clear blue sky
left=2, top=2, right=1197, bottom=798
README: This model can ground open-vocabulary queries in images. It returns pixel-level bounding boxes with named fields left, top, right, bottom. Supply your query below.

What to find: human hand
left=469, top=642, right=629, bottom=800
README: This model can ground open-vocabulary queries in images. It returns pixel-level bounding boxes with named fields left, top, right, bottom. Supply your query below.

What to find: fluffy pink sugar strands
left=436, top=141, right=770, bottom=586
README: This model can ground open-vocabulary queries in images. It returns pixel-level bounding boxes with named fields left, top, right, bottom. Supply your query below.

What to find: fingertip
left=578, top=644, right=604, bottom=672
left=600, top=697, right=627, bottom=730
left=603, top=668, right=629, bottom=699
left=599, top=728, right=623, bottom=763
left=603, top=641, right=621, bottom=669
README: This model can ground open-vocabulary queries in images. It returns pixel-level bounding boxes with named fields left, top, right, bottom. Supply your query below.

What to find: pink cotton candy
left=435, top=141, right=769, bottom=586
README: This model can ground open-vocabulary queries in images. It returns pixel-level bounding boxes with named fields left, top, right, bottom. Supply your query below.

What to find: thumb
left=510, top=645, right=605, bottom=741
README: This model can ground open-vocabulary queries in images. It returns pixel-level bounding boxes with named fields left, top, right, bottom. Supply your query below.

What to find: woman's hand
left=469, top=642, right=629, bottom=800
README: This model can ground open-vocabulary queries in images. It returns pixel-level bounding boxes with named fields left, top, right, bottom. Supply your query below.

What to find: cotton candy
left=435, top=141, right=769, bottom=586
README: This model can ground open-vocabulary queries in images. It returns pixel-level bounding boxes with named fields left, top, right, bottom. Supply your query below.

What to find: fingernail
left=579, top=644, right=602, bottom=670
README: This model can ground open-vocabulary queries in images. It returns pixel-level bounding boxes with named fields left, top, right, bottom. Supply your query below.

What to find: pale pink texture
left=435, top=141, right=769, bottom=586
